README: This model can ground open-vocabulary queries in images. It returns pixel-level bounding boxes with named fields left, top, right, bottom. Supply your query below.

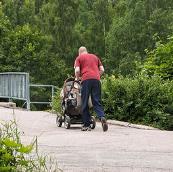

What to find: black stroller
left=56, top=77, right=96, bottom=129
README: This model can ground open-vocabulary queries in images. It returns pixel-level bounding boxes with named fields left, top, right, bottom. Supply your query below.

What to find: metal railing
left=0, top=72, right=57, bottom=110
left=29, top=84, right=57, bottom=107
left=0, top=72, right=30, bottom=109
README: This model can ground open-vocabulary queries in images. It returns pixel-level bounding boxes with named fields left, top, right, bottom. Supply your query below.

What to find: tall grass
left=0, top=119, right=61, bottom=172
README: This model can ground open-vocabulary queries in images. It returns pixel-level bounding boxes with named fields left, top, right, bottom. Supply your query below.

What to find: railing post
left=26, top=73, right=30, bottom=110
left=8, top=73, right=12, bottom=102
left=51, top=86, right=54, bottom=107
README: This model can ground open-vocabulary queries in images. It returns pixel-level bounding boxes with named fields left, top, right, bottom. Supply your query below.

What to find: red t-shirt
left=74, top=53, right=103, bottom=81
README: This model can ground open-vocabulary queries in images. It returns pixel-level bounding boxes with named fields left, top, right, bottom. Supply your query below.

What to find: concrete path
left=0, top=107, right=173, bottom=172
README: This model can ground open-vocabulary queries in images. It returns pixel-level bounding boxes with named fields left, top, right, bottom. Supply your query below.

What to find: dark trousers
left=81, top=79, right=105, bottom=127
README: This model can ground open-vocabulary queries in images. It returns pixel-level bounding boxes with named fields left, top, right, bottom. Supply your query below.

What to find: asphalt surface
left=0, top=107, right=173, bottom=172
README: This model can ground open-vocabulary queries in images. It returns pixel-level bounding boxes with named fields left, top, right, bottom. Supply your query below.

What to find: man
left=74, top=46, right=108, bottom=132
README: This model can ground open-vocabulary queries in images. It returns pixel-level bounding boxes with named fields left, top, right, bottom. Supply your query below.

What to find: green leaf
left=17, top=145, right=33, bottom=154
left=2, top=138, right=20, bottom=148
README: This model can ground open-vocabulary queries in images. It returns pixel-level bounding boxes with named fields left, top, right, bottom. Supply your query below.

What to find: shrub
left=102, top=75, right=173, bottom=130
left=52, top=88, right=62, bottom=114
left=0, top=119, right=60, bottom=171
left=142, top=37, right=173, bottom=80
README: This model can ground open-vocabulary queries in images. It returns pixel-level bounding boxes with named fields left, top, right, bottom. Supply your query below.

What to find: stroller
left=56, top=77, right=96, bottom=129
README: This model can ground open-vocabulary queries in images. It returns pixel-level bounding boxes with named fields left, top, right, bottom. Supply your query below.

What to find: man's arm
left=99, top=65, right=104, bottom=76
left=74, top=57, right=81, bottom=80
left=75, top=66, right=80, bottom=80
left=98, top=57, right=104, bottom=76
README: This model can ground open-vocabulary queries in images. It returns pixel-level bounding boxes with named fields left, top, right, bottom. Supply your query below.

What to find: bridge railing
left=29, top=84, right=57, bottom=107
left=0, top=72, right=30, bottom=109
left=0, top=72, right=57, bottom=110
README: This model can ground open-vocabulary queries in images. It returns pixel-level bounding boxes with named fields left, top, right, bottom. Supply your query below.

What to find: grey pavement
left=0, top=107, right=173, bottom=172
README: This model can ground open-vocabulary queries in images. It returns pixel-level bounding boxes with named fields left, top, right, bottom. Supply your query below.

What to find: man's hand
left=99, top=66, right=104, bottom=76
left=75, top=66, right=80, bottom=80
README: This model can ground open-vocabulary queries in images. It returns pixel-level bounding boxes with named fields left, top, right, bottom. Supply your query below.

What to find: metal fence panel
left=0, top=72, right=30, bottom=109
left=0, top=74, right=8, bottom=97
left=11, top=74, right=27, bottom=99
left=0, top=72, right=56, bottom=110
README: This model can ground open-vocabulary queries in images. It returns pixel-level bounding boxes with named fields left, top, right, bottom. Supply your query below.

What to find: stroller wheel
left=64, top=115, right=71, bottom=129
left=90, top=116, right=96, bottom=129
left=56, top=115, right=63, bottom=127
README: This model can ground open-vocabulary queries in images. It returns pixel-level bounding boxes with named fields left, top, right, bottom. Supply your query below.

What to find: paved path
left=0, top=107, right=173, bottom=172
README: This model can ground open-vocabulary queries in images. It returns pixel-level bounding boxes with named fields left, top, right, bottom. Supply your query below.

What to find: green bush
left=102, top=75, right=173, bottom=130
left=0, top=119, right=60, bottom=171
left=142, top=37, right=173, bottom=80
left=52, top=88, right=62, bottom=114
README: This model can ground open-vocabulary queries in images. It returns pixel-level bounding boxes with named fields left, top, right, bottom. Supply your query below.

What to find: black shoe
left=101, top=117, right=108, bottom=132
left=81, top=126, right=91, bottom=131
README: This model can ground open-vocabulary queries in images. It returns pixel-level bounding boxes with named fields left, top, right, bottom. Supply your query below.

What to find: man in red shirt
left=74, top=46, right=108, bottom=132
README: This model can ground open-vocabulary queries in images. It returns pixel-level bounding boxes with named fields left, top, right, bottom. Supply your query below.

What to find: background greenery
left=1, top=0, right=173, bottom=129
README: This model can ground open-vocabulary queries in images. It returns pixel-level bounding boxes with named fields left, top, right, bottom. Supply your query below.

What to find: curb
left=107, top=119, right=159, bottom=130
left=0, top=102, right=16, bottom=108
left=0, top=106, right=158, bottom=130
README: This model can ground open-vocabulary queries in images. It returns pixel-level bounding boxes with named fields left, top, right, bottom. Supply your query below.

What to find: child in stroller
left=56, top=77, right=96, bottom=129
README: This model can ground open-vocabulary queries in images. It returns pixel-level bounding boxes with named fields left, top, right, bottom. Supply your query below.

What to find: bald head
left=78, top=46, right=88, bottom=55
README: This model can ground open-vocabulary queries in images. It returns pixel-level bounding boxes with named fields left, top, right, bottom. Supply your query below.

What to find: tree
left=106, top=0, right=173, bottom=75
left=1, top=0, right=35, bottom=26
left=0, top=4, right=12, bottom=71
left=37, top=0, right=79, bottom=68
left=142, top=37, right=173, bottom=79
left=75, top=0, right=113, bottom=61
left=0, top=24, right=67, bottom=86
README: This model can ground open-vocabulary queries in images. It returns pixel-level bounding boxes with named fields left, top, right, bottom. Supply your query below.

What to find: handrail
left=0, top=72, right=57, bottom=110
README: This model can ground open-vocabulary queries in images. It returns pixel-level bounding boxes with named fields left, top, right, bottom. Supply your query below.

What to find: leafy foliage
left=1, top=0, right=173, bottom=83
left=52, top=88, right=62, bottom=114
left=106, top=0, right=173, bottom=75
left=142, top=37, right=173, bottom=79
left=102, top=75, right=173, bottom=130
left=0, top=119, right=60, bottom=171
